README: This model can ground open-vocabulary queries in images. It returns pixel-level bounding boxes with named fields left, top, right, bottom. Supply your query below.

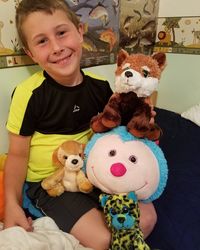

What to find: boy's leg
left=26, top=183, right=111, bottom=249
left=70, top=208, right=111, bottom=250
left=139, top=202, right=157, bottom=238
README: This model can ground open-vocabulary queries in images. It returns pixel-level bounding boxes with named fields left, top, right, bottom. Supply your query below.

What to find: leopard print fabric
left=100, top=192, right=150, bottom=250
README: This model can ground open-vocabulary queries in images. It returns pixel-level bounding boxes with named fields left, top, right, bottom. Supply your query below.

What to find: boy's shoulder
left=84, top=71, right=107, bottom=82
left=16, top=71, right=45, bottom=92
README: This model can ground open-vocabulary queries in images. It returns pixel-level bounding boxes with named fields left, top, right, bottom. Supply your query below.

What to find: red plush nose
left=110, top=163, right=127, bottom=177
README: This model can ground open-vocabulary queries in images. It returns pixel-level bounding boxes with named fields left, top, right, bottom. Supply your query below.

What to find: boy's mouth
left=53, top=53, right=72, bottom=65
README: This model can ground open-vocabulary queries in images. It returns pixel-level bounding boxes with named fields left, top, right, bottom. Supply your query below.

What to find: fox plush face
left=115, top=49, right=166, bottom=97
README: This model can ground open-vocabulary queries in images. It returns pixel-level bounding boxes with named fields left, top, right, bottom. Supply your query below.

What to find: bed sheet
left=147, top=108, right=200, bottom=250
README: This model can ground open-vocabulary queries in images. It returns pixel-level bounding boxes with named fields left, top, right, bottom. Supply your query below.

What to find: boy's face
left=23, top=9, right=83, bottom=85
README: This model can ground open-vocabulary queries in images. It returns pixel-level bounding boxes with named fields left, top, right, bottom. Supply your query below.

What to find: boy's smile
left=23, top=9, right=84, bottom=86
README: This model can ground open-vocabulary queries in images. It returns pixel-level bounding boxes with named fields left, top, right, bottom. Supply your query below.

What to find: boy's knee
left=144, top=210, right=157, bottom=237
left=91, top=231, right=111, bottom=250
left=139, top=203, right=157, bottom=239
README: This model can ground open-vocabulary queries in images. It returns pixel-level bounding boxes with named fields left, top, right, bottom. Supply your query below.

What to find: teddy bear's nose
left=72, top=159, right=78, bottom=165
left=125, top=70, right=133, bottom=78
left=110, top=163, right=127, bottom=177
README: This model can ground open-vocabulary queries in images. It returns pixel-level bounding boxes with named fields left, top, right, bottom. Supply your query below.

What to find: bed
left=146, top=107, right=200, bottom=250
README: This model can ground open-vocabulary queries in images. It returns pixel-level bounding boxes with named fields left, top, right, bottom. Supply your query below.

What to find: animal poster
left=67, top=0, right=119, bottom=67
left=154, top=16, right=200, bottom=54
left=119, top=0, right=159, bottom=55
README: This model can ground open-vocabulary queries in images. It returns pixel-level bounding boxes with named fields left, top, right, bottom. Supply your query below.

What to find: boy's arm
left=139, top=202, right=157, bottom=239
left=4, top=132, right=33, bottom=231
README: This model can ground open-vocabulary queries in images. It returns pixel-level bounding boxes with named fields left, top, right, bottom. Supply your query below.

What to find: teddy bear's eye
left=129, top=155, right=137, bottom=163
left=142, top=69, right=150, bottom=78
left=63, top=155, right=68, bottom=160
left=109, top=150, right=116, bottom=157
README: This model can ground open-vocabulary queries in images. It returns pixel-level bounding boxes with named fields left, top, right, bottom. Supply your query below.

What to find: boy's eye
left=58, top=30, right=66, bottom=36
left=38, top=38, right=47, bottom=45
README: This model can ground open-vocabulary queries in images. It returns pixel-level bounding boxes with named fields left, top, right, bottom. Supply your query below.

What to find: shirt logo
left=73, top=105, right=80, bottom=113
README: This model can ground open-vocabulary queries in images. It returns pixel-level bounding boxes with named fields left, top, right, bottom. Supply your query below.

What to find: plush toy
left=41, top=140, right=93, bottom=197
left=84, top=126, right=168, bottom=250
left=90, top=49, right=166, bottom=141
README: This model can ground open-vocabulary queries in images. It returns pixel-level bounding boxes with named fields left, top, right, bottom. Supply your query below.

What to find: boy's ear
left=24, top=48, right=36, bottom=62
left=78, top=23, right=84, bottom=43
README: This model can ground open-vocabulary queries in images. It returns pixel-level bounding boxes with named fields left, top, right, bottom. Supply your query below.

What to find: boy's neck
left=48, top=70, right=83, bottom=87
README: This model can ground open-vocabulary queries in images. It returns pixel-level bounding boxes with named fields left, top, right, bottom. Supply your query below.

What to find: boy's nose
left=51, top=39, right=64, bottom=54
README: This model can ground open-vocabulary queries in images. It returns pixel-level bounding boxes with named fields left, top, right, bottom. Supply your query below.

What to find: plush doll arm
left=76, top=170, right=93, bottom=193
left=41, top=168, right=64, bottom=191
left=127, top=100, right=162, bottom=141
left=91, top=93, right=122, bottom=132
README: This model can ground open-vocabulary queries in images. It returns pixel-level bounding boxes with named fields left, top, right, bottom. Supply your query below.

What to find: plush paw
left=90, top=114, right=110, bottom=132
left=144, top=124, right=162, bottom=141
left=41, top=178, right=57, bottom=190
left=128, top=124, right=162, bottom=141
left=46, top=183, right=65, bottom=197
left=79, top=179, right=93, bottom=193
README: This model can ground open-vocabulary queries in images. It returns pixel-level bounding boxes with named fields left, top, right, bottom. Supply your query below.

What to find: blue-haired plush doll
left=84, top=126, right=168, bottom=250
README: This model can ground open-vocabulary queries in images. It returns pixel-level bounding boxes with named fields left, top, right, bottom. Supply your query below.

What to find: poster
left=0, top=0, right=35, bottom=68
left=67, top=0, right=119, bottom=67
left=119, top=0, right=159, bottom=55
left=154, top=16, right=200, bottom=54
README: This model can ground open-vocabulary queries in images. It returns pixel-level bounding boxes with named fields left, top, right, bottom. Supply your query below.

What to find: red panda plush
left=90, top=49, right=166, bottom=140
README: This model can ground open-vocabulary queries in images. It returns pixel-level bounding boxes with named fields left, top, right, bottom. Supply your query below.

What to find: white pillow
left=181, top=103, right=200, bottom=126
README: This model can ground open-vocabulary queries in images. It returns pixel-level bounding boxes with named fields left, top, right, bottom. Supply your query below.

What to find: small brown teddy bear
left=41, top=140, right=93, bottom=197
left=90, top=49, right=166, bottom=140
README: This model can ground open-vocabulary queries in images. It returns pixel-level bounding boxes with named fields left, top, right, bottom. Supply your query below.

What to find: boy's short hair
left=16, top=0, right=80, bottom=49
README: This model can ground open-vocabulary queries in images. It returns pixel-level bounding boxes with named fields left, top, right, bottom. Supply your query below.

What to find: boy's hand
left=4, top=203, right=33, bottom=232
left=145, top=96, right=156, bottom=124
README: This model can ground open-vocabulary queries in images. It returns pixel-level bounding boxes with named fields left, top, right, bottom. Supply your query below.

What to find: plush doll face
left=115, top=49, right=166, bottom=97
left=53, top=140, right=84, bottom=171
left=85, top=126, right=168, bottom=201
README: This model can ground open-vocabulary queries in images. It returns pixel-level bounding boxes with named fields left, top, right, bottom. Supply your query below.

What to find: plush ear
left=117, top=49, right=129, bottom=67
left=128, top=191, right=137, bottom=202
left=80, top=143, right=86, bottom=159
left=52, top=147, right=63, bottom=168
left=152, top=52, right=166, bottom=71
left=99, top=194, right=109, bottom=207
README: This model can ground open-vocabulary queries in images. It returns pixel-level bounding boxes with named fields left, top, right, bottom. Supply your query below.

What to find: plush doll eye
left=124, top=66, right=130, bottom=71
left=110, top=208, right=117, bottom=215
left=109, top=150, right=116, bottom=157
left=63, top=155, right=68, bottom=160
left=129, top=155, right=137, bottom=163
left=142, top=69, right=150, bottom=78
left=122, top=206, right=129, bottom=214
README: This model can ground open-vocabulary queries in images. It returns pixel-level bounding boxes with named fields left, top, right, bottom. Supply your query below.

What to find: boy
left=4, top=1, right=157, bottom=249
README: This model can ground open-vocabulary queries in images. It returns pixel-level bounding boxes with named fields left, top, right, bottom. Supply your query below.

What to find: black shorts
left=26, top=182, right=102, bottom=233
